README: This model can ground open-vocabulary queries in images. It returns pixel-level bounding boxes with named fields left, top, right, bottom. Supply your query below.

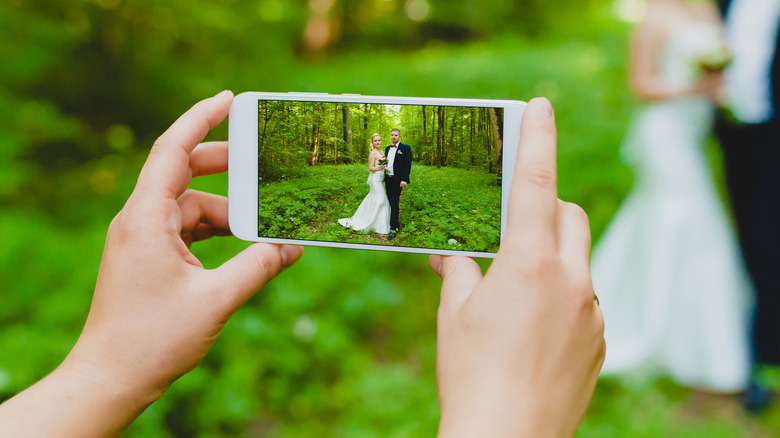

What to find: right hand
left=431, top=97, right=605, bottom=438
left=692, top=71, right=724, bottom=101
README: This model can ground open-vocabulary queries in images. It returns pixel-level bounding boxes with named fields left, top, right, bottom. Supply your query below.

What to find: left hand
left=67, top=90, right=303, bottom=395
left=400, top=181, right=408, bottom=188
left=0, top=91, right=304, bottom=438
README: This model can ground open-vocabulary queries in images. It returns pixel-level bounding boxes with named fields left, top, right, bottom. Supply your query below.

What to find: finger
left=507, top=97, right=558, bottom=243
left=177, top=190, right=230, bottom=234
left=555, top=200, right=592, bottom=269
left=175, top=141, right=229, bottom=197
left=190, top=141, right=229, bottom=177
left=182, top=223, right=233, bottom=247
left=210, top=244, right=304, bottom=315
left=431, top=256, right=483, bottom=315
left=135, top=90, right=234, bottom=201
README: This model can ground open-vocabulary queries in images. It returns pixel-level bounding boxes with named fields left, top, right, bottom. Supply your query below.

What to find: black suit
left=717, top=0, right=780, bottom=365
left=385, top=142, right=412, bottom=231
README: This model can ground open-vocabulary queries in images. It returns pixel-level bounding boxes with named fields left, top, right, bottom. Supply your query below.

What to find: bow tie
left=391, top=144, right=398, bottom=148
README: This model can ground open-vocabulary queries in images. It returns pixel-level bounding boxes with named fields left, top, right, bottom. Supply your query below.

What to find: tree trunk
left=422, top=105, right=428, bottom=164
left=342, top=104, right=353, bottom=163
left=303, top=102, right=309, bottom=155
left=488, top=108, right=503, bottom=175
left=364, top=103, right=370, bottom=153
left=469, top=108, right=475, bottom=165
left=484, top=109, right=492, bottom=174
left=436, top=106, right=445, bottom=167
left=259, top=101, right=268, bottom=155
left=334, top=104, right=338, bottom=164
left=379, top=107, right=383, bottom=138
left=445, top=110, right=457, bottom=166
left=310, top=103, right=320, bottom=166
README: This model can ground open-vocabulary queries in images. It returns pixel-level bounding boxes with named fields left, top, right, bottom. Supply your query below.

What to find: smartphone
left=229, top=92, right=525, bottom=258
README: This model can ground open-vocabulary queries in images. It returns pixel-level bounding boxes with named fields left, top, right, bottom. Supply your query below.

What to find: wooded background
left=258, top=101, right=503, bottom=182
left=4, top=0, right=778, bottom=436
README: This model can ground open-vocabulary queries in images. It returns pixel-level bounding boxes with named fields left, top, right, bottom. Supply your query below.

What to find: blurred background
left=2, top=0, right=778, bottom=436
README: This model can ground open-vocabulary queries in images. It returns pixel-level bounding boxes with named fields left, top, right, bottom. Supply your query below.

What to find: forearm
left=437, top=382, right=568, bottom=438
left=631, top=77, right=697, bottom=102
left=0, top=360, right=161, bottom=438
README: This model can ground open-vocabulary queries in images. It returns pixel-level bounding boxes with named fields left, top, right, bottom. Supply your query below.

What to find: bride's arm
left=367, top=151, right=384, bottom=172
left=630, top=3, right=717, bottom=101
left=630, top=4, right=680, bottom=101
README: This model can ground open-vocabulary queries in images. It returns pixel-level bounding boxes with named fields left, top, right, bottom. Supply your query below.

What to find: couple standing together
left=594, top=0, right=780, bottom=404
left=338, top=128, right=412, bottom=240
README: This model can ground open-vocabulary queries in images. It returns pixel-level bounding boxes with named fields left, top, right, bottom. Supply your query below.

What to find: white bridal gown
left=591, top=24, right=752, bottom=392
left=338, top=162, right=390, bottom=234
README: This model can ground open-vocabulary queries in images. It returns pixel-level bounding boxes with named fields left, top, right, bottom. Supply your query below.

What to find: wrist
left=61, top=340, right=169, bottom=413
left=0, top=358, right=165, bottom=438
left=437, top=380, right=561, bottom=438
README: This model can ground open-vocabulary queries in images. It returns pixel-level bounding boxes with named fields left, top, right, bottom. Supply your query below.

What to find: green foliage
left=257, top=164, right=500, bottom=253
left=4, top=1, right=779, bottom=437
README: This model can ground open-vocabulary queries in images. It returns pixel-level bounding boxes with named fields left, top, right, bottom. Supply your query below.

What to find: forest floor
left=258, top=163, right=502, bottom=253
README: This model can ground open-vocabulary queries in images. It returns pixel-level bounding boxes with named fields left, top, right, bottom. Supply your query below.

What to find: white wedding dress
left=338, top=162, right=390, bottom=234
left=592, top=24, right=752, bottom=392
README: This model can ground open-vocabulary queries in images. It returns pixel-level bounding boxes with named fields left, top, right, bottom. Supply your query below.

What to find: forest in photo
left=256, top=100, right=505, bottom=252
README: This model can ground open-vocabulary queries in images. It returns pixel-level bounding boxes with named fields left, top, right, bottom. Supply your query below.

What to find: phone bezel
left=229, top=92, right=525, bottom=258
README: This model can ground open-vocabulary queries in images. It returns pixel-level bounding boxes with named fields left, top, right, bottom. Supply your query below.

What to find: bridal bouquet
left=378, top=156, right=389, bottom=166
left=696, top=46, right=733, bottom=73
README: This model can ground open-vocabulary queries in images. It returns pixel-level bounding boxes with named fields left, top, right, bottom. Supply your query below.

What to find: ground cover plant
left=258, top=163, right=501, bottom=252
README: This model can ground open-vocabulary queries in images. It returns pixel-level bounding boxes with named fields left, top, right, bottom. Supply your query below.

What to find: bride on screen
left=338, top=133, right=391, bottom=235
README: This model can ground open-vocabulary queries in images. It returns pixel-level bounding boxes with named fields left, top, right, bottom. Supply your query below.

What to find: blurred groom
left=385, top=128, right=412, bottom=240
left=716, top=0, right=780, bottom=412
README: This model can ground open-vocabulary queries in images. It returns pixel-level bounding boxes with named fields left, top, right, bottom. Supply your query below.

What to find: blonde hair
left=370, top=133, right=381, bottom=150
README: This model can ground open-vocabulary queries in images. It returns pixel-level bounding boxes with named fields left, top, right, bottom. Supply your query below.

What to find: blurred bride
left=592, top=0, right=752, bottom=392
left=338, top=133, right=391, bottom=234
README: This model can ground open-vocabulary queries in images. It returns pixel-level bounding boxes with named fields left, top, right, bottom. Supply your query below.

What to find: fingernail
left=213, top=90, right=232, bottom=99
left=280, top=245, right=301, bottom=267
left=430, top=255, right=443, bottom=276
left=529, top=97, right=553, bottom=117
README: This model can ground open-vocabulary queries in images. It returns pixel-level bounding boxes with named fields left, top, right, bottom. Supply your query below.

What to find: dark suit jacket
left=385, top=143, right=412, bottom=184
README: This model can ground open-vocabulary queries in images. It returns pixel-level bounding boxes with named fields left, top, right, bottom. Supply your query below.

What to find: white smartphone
left=229, top=92, right=525, bottom=258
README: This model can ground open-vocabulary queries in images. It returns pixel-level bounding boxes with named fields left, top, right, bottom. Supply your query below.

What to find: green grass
left=257, top=163, right=501, bottom=253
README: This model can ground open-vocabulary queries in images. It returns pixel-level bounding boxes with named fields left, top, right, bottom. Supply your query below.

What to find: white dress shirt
left=386, top=143, right=399, bottom=176
left=724, top=0, right=780, bottom=123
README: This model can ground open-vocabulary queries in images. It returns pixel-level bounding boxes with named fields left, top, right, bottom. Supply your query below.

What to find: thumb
left=431, top=255, right=483, bottom=315
left=210, top=244, right=303, bottom=315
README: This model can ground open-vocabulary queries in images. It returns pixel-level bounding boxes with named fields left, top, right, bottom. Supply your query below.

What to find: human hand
left=11, top=91, right=303, bottom=437
left=430, top=98, right=605, bottom=438
left=400, top=181, right=408, bottom=188
left=692, top=71, right=724, bottom=101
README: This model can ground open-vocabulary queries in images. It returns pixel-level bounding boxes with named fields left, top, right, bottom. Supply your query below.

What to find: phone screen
left=256, top=99, right=505, bottom=253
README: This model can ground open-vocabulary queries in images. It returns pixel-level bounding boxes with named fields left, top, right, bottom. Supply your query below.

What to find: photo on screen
left=257, top=99, right=504, bottom=253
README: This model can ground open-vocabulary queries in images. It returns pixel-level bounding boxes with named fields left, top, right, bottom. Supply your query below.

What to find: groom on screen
left=385, top=128, right=412, bottom=240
